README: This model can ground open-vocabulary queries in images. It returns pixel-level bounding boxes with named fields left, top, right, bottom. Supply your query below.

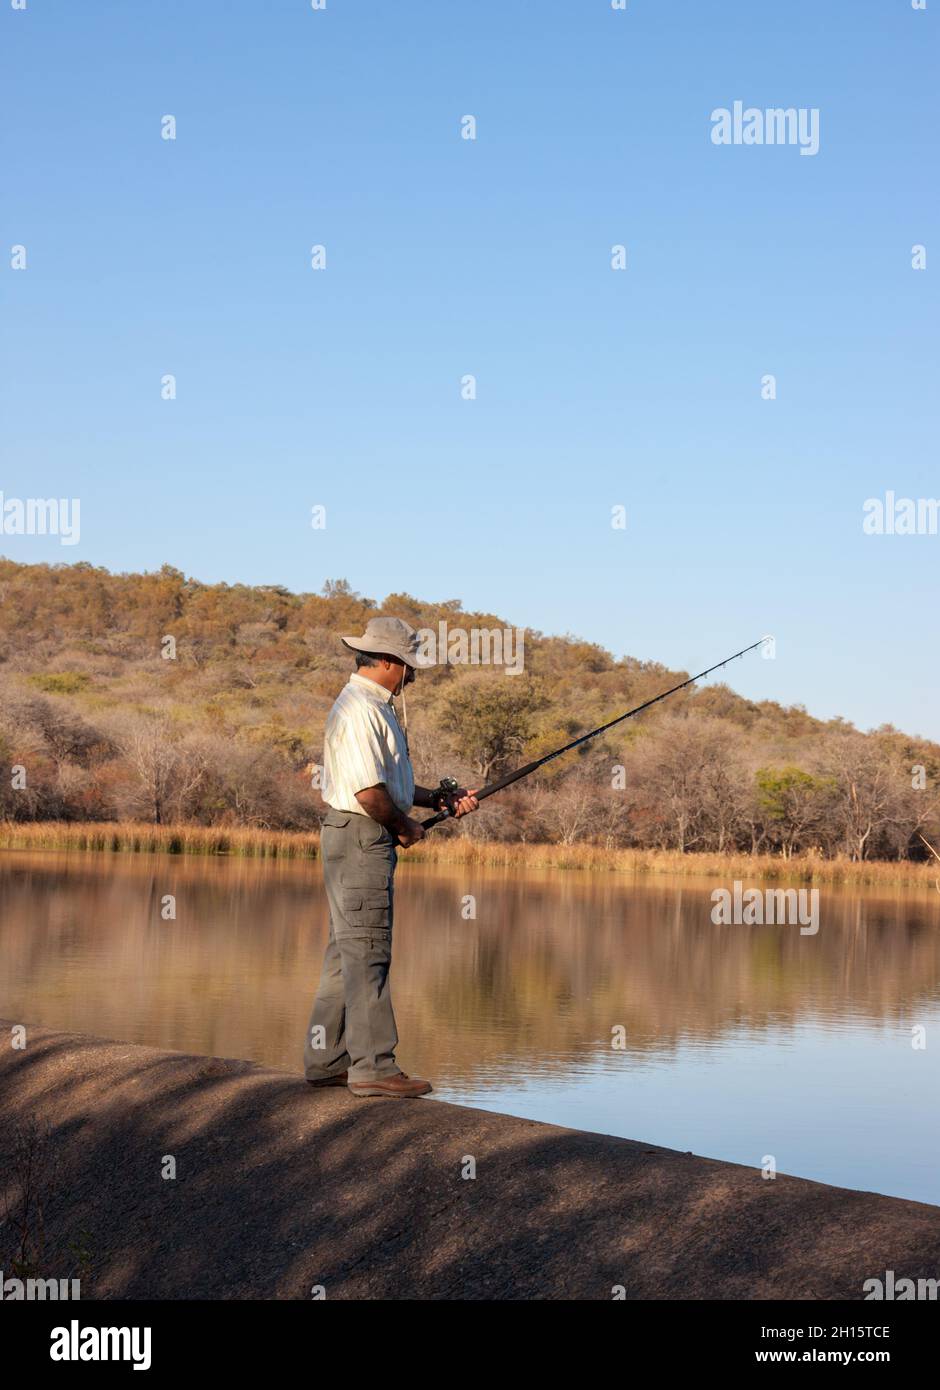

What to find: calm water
left=2, top=848, right=939, bottom=1205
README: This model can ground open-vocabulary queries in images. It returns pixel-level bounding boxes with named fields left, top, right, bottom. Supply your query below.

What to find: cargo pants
left=304, top=809, right=401, bottom=1084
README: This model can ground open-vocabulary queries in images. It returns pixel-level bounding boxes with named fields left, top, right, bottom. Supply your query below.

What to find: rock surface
left=1, top=1020, right=938, bottom=1300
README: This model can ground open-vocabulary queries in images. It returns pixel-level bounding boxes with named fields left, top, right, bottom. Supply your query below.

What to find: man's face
left=380, top=657, right=415, bottom=693
left=396, top=661, right=416, bottom=690
left=361, top=655, right=416, bottom=693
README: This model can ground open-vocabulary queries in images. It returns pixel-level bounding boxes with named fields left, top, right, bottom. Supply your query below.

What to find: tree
left=822, top=735, right=900, bottom=861
left=115, top=717, right=207, bottom=825
left=535, top=759, right=597, bottom=845
left=756, top=766, right=834, bottom=859
left=438, top=676, right=547, bottom=783
left=624, top=715, right=746, bottom=853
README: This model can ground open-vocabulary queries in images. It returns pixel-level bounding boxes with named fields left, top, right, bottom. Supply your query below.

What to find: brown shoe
left=348, top=1072, right=432, bottom=1098
left=306, top=1070, right=348, bottom=1088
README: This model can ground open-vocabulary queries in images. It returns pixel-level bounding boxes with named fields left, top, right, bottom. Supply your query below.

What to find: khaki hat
left=341, top=615, right=420, bottom=668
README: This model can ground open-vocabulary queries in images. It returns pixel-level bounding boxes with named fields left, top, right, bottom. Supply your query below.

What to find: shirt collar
left=348, top=672, right=395, bottom=705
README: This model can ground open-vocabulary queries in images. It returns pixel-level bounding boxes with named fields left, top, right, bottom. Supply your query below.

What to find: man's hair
left=354, top=650, right=407, bottom=669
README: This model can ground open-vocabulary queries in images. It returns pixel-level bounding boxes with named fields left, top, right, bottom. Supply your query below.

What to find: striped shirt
left=322, top=673, right=415, bottom=814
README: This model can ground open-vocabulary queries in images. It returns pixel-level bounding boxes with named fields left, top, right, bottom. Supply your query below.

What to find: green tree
left=756, top=766, right=833, bottom=859
left=438, top=676, right=547, bottom=783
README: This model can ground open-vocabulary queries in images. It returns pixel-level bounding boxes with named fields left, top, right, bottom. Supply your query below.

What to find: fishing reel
left=430, top=776, right=462, bottom=817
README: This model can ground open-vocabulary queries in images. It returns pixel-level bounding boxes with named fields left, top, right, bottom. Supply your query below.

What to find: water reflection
left=1, top=849, right=938, bottom=1204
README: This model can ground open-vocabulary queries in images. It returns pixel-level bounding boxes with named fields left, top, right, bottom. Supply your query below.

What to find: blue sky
left=2, top=0, right=937, bottom=737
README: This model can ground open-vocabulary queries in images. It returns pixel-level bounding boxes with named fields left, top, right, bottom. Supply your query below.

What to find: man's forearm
left=355, top=785, right=414, bottom=834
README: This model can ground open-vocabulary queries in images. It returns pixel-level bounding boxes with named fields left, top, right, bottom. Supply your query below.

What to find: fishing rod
left=422, top=637, right=766, bottom=829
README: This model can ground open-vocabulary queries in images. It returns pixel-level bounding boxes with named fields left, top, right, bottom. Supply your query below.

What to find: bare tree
left=822, top=734, right=900, bottom=861
left=537, top=760, right=598, bottom=845
left=115, top=717, right=207, bottom=824
left=624, top=715, right=745, bottom=853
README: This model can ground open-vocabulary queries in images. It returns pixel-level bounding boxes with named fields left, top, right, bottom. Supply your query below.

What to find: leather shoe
left=348, top=1072, right=432, bottom=1098
left=306, top=1070, right=348, bottom=1087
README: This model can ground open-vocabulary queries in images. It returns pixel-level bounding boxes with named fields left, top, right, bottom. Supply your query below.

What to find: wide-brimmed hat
left=341, top=616, right=420, bottom=668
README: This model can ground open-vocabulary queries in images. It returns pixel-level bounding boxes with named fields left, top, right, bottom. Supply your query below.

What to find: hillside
left=0, top=558, right=937, bottom=860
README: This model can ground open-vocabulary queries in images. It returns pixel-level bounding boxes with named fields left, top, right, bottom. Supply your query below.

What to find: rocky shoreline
left=2, top=1021, right=938, bottom=1300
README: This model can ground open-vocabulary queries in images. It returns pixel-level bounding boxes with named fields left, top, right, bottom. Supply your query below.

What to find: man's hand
left=452, top=789, right=479, bottom=818
left=396, top=815, right=427, bottom=848
left=413, top=782, right=481, bottom=818
left=355, top=785, right=425, bottom=847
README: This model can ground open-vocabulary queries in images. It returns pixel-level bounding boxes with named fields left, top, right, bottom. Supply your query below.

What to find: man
left=304, top=615, right=478, bottom=1098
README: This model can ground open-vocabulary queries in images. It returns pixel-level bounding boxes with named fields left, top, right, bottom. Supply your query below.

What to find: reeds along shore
left=1, top=819, right=939, bottom=889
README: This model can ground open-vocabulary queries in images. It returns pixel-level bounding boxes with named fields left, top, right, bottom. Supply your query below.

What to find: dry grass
left=408, top=839, right=940, bottom=888
left=0, top=820, right=320, bottom=859
left=1, top=818, right=938, bottom=889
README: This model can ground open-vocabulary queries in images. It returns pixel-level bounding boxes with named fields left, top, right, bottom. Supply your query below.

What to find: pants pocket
left=340, top=880, right=391, bottom=929
left=321, top=821, right=350, bottom=861
left=334, top=928, right=393, bottom=973
left=356, top=816, right=393, bottom=851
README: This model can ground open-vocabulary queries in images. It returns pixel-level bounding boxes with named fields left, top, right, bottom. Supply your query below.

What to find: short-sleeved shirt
left=322, top=673, right=415, bottom=814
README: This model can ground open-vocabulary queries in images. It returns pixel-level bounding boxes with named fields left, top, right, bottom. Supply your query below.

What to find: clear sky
left=2, top=1, right=937, bottom=736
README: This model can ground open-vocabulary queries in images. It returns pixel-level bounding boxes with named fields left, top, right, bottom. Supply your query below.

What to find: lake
left=1, top=848, right=938, bottom=1206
